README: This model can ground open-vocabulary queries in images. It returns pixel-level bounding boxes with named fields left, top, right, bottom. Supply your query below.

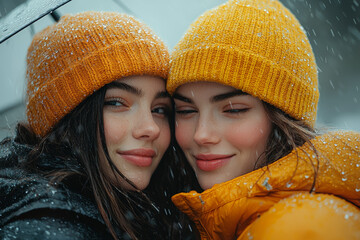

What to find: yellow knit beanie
left=26, top=11, right=169, bottom=137
left=167, top=0, right=319, bottom=127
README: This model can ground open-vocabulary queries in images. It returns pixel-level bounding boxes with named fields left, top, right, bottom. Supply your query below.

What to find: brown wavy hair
left=254, top=102, right=320, bottom=191
left=15, top=83, right=197, bottom=239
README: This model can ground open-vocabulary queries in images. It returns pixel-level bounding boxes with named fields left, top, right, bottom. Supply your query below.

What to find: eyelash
left=175, top=109, right=197, bottom=115
left=224, top=108, right=249, bottom=114
left=104, top=98, right=126, bottom=107
left=175, top=108, right=249, bottom=116
left=105, top=98, right=170, bottom=117
left=152, top=106, right=171, bottom=116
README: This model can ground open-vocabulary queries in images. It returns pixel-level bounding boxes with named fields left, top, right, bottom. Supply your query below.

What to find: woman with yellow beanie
left=167, top=0, right=360, bottom=239
left=0, top=12, right=196, bottom=239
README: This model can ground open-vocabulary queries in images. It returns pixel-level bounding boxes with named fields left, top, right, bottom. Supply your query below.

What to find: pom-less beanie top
left=26, top=11, right=169, bottom=137
left=167, top=0, right=319, bottom=127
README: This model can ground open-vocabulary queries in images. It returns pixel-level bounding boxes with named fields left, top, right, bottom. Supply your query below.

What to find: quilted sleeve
left=238, top=193, right=360, bottom=240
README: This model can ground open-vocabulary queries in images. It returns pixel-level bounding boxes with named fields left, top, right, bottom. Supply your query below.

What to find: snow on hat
left=167, top=0, right=319, bottom=127
left=26, top=11, right=169, bottom=136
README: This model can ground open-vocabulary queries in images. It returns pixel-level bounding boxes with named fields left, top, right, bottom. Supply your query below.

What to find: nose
left=132, top=111, right=160, bottom=140
left=193, top=114, right=220, bottom=146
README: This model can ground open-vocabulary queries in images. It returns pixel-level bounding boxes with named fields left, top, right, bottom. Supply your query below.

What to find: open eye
left=152, top=106, right=171, bottom=117
left=104, top=98, right=127, bottom=108
left=104, top=100, right=123, bottom=106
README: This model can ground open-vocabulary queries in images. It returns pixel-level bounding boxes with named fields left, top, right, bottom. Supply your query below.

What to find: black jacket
left=0, top=138, right=197, bottom=240
left=0, top=139, right=114, bottom=239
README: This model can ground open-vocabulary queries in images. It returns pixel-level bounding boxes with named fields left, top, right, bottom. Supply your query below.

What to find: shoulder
left=0, top=142, right=110, bottom=238
left=0, top=212, right=112, bottom=240
left=0, top=175, right=111, bottom=239
left=307, top=130, right=360, bottom=158
left=0, top=138, right=26, bottom=167
left=239, top=193, right=360, bottom=240
left=313, top=130, right=360, bottom=148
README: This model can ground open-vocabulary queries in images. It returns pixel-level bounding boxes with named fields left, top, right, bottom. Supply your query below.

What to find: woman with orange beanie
left=167, top=0, right=360, bottom=239
left=0, top=12, right=196, bottom=239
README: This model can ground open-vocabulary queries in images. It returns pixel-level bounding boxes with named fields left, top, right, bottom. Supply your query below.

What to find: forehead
left=175, top=81, right=236, bottom=96
left=116, top=75, right=165, bottom=86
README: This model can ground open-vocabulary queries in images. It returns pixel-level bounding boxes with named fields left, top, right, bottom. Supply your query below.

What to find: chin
left=199, top=179, right=216, bottom=191
left=198, top=174, right=230, bottom=190
left=110, top=174, right=150, bottom=191
left=133, top=182, right=149, bottom=191
left=123, top=179, right=150, bottom=191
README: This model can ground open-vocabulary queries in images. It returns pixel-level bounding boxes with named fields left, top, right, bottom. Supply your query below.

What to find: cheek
left=103, top=113, right=128, bottom=146
left=225, top=117, right=272, bottom=151
left=175, top=120, right=193, bottom=150
left=158, top=121, right=171, bottom=149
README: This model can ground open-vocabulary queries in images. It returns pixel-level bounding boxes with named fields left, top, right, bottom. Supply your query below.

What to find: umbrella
left=0, top=0, right=71, bottom=44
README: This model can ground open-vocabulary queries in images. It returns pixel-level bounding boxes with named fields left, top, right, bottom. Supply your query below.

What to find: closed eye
left=224, top=108, right=249, bottom=114
left=175, top=109, right=197, bottom=115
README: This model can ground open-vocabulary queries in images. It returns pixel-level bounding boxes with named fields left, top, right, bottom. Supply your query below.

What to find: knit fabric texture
left=167, top=0, right=319, bottom=127
left=26, top=11, right=169, bottom=137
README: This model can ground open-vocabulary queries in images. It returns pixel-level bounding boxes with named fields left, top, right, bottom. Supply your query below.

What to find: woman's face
left=99, top=75, right=171, bottom=190
left=174, top=82, right=272, bottom=190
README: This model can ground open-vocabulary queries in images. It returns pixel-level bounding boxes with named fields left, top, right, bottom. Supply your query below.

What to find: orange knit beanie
left=167, top=0, right=319, bottom=127
left=26, top=11, right=169, bottom=137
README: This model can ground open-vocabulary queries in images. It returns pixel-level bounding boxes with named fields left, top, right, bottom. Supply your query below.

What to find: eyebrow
left=155, top=91, right=171, bottom=99
left=211, top=90, right=248, bottom=103
left=173, top=93, right=193, bottom=103
left=106, top=81, right=170, bottom=100
left=173, top=90, right=247, bottom=103
left=106, top=81, right=142, bottom=96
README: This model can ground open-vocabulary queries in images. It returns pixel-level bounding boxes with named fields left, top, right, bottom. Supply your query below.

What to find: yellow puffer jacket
left=172, top=131, right=360, bottom=240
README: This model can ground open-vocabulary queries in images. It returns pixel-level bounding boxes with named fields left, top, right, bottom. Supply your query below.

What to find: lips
left=118, top=148, right=155, bottom=167
left=195, top=154, right=234, bottom=171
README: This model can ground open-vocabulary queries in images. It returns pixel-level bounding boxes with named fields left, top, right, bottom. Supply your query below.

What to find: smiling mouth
left=194, top=154, right=234, bottom=171
left=118, top=149, right=155, bottom=167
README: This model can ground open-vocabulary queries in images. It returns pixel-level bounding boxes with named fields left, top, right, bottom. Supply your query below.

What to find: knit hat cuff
left=27, top=40, right=169, bottom=136
left=168, top=45, right=318, bottom=127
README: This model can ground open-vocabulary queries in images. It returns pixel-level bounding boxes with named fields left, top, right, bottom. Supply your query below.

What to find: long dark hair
left=15, top=83, right=198, bottom=239
left=254, top=102, right=319, bottom=191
